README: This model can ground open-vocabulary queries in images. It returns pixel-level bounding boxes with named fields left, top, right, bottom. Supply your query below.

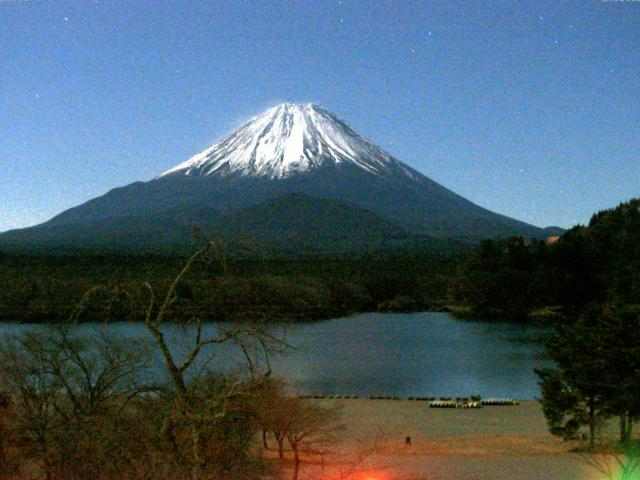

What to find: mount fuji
left=1, top=103, right=561, bottom=252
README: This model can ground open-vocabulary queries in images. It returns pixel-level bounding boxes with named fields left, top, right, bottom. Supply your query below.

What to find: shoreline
left=270, top=398, right=594, bottom=480
left=0, top=307, right=553, bottom=326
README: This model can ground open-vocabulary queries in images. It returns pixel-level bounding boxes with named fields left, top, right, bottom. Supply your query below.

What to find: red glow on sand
left=355, top=472, right=388, bottom=480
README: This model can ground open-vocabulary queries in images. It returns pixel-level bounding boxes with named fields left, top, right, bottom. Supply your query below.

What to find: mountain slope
left=0, top=206, right=221, bottom=250
left=1, top=103, right=560, bottom=251
left=212, top=193, right=406, bottom=252
left=0, top=194, right=406, bottom=253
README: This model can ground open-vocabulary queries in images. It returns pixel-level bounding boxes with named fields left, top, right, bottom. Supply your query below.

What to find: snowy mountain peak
left=159, top=103, right=415, bottom=180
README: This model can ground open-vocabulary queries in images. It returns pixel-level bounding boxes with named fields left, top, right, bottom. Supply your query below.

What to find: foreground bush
left=0, top=243, right=349, bottom=480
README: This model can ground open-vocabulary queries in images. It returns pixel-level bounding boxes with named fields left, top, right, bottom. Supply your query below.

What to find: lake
left=0, top=312, right=553, bottom=400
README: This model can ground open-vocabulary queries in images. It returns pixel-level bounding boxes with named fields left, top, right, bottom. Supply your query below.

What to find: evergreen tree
left=593, top=305, right=640, bottom=444
left=537, top=304, right=640, bottom=447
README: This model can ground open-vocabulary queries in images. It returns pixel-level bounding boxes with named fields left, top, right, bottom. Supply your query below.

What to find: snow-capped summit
left=159, top=103, right=415, bottom=180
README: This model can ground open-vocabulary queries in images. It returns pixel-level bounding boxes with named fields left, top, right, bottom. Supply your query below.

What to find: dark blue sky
left=1, top=0, right=638, bottom=232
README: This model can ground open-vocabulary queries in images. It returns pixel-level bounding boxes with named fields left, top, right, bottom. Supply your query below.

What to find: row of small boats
left=297, top=395, right=520, bottom=407
left=429, top=398, right=520, bottom=408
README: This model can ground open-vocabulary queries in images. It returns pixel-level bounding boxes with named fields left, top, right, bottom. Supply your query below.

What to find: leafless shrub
left=0, top=325, right=151, bottom=480
left=0, top=389, right=18, bottom=479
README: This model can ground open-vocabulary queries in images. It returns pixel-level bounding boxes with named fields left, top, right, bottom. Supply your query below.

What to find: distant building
left=546, top=236, right=560, bottom=244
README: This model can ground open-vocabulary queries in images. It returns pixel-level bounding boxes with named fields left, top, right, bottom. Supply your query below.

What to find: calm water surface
left=0, top=312, right=552, bottom=399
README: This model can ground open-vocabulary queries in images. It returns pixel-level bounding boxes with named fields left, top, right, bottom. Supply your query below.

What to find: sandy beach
left=268, top=399, right=600, bottom=480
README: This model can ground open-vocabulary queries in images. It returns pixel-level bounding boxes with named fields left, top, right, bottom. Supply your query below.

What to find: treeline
left=453, top=198, right=640, bottom=321
left=2, top=198, right=637, bottom=325
left=0, top=249, right=464, bottom=324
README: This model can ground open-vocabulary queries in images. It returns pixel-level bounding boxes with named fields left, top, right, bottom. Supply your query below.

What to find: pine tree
left=537, top=304, right=640, bottom=447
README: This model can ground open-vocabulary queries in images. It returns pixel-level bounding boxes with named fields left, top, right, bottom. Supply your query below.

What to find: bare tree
left=0, top=389, right=15, bottom=479
left=284, top=398, right=342, bottom=480
left=0, top=325, right=151, bottom=480
left=252, top=380, right=342, bottom=480
left=252, top=378, right=290, bottom=457
left=139, top=242, right=285, bottom=479
left=70, top=240, right=286, bottom=479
